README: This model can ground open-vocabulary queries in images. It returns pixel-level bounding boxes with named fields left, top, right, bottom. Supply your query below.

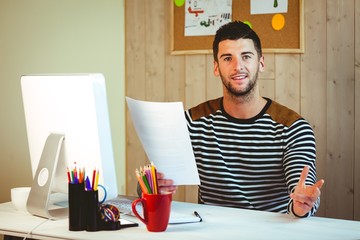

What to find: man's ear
left=214, top=60, right=220, bottom=77
left=259, top=56, right=265, bottom=73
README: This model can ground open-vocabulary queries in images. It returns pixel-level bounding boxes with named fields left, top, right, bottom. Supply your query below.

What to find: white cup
left=11, top=187, right=31, bottom=213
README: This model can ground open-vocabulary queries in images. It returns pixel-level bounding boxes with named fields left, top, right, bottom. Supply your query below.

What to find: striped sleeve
left=283, top=119, right=320, bottom=217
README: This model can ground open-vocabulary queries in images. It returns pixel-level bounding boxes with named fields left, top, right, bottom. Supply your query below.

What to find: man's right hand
left=156, top=172, right=177, bottom=194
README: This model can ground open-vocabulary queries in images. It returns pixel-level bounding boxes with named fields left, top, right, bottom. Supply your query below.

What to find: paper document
left=250, top=0, right=288, bottom=15
left=126, top=97, right=200, bottom=185
left=169, top=211, right=202, bottom=224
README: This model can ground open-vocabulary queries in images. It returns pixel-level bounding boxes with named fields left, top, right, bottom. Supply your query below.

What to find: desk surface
left=0, top=201, right=360, bottom=240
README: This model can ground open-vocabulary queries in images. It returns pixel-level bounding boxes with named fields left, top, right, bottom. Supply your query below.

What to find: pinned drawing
left=185, top=0, right=232, bottom=36
left=250, top=0, right=288, bottom=15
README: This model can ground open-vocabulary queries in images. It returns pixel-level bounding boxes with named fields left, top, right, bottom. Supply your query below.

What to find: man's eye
left=224, top=57, right=232, bottom=61
left=243, top=55, right=251, bottom=60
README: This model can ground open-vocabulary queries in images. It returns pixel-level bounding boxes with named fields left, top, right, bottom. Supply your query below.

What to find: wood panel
left=145, top=0, right=166, bottom=101
left=184, top=55, right=207, bottom=109
left=125, top=0, right=148, bottom=197
left=355, top=0, right=360, bottom=221
left=205, top=55, right=223, bottom=100
left=275, top=54, right=300, bottom=112
left=326, top=0, right=355, bottom=219
left=259, top=80, right=275, bottom=100
left=125, top=0, right=360, bottom=220
left=261, top=54, right=275, bottom=79
left=259, top=53, right=276, bottom=100
left=300, top=0, right=327, bottom=217
left=164, top=54, right=186, bottom=102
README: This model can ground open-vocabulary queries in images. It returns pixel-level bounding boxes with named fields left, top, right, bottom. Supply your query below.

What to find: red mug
left=132, top=193, right=172, bottom=232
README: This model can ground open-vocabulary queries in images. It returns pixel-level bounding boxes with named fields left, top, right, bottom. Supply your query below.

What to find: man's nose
left=233, top=57, right=244, bottom=71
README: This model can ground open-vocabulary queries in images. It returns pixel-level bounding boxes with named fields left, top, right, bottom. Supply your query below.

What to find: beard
left=219, top=69, right=259, bottom=101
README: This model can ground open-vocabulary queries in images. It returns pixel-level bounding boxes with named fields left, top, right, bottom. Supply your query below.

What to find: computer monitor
left=20, top=73, right=118, bottom=219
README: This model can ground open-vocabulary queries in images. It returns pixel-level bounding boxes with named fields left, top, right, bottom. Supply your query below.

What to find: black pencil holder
left=68, top=183, right=86, bottom=231
left=85, top=190, right=101, bottom=231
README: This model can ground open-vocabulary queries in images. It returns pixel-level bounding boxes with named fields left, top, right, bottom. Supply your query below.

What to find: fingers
left=291, top=169, right=323, bottom=211
left=292, top=199, right=313, bottom=217
left=297, top=166, right=309, bottom=187
left=156, top=171, right=165, bottom=179
left=294, top=198, right=314, bottom=209
left=290, top=180, right=322, bottom=209
left=157, top=178, right=174, bottom=187
left=290, top=166, right=324, bottom=217
left=314, top=179, right=325, bottom=189
left=296, top=166, right=325, bottom=191
left=159, top=185, right=177, bottom=194
left=290, top=190, right=319, bottom=206
left=156, top=171, right=177, bottom=194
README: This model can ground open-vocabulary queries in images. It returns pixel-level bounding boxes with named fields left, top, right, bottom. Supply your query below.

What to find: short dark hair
left=213, top=21, right=262, bottom=62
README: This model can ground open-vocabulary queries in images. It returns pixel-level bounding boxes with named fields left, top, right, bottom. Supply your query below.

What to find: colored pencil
left=135, top=168, right=149, bottom=194
left=94, top=170, right=99, bottom=190
left=151, top=162, right=158, bottom=194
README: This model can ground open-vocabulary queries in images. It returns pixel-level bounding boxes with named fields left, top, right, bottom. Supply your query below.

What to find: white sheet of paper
left=185, top=0, right=232, bottom=36
left=250, top=0, right=288, bottom=15
left=126, top=97, right=200, bottom=185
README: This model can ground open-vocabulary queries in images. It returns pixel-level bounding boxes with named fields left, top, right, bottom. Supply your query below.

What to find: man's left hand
left=290, top=166, right=325, bottom=217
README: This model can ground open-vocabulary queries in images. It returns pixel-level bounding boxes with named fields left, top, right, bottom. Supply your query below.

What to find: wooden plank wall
left=355, top=0, right=360, bottom=221
left=125, top=0, right=360, bottom=220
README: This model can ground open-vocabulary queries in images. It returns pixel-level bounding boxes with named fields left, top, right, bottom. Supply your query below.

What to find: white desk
left=0, top=201, right=359, bottom=240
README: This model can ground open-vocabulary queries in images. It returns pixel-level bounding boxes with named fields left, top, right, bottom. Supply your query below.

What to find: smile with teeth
left=232, top=73, right=248, bottom=80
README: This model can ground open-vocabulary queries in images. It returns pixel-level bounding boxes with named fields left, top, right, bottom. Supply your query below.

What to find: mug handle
left=132, top=198, right=147, bottom=225
left=97, top=184, right=107, bottom=204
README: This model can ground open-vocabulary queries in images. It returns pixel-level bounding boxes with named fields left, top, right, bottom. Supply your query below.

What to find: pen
left=194, top=211, right=202, bottom=222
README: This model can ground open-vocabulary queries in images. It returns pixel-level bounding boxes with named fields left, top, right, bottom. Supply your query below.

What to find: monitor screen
left=21, top=73, right=118, bottom=219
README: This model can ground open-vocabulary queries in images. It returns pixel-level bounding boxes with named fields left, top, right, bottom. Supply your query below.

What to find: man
left=157, top=21, right=324, bottom=217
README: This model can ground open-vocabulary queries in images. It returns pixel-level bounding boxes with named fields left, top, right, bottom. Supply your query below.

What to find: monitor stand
left=27, top=133, right=68, bottom=219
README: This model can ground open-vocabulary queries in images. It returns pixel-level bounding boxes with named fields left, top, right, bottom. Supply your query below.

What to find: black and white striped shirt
left=185, top=97, right=320, bottom=217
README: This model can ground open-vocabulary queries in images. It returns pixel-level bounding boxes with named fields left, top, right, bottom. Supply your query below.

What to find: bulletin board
left=171, top=0, right=304, bottom=55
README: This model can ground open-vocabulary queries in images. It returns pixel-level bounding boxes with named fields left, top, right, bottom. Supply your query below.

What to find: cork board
left=171, top=0, right=304, bottom=55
